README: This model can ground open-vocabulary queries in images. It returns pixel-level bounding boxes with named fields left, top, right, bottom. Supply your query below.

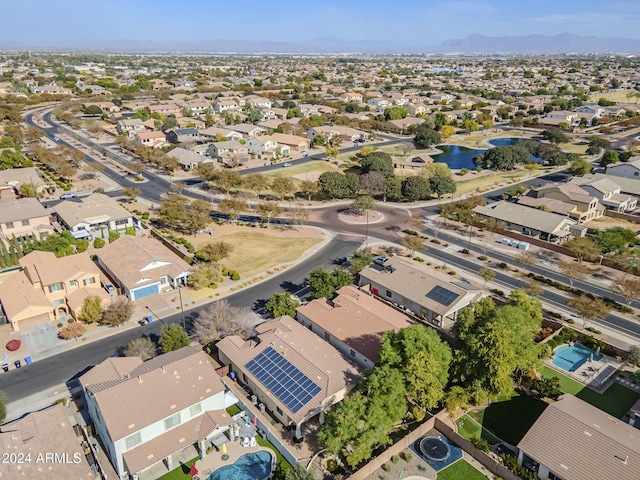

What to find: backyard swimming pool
left=207, top=450, right=274, bottom=480
left=552, top=344, right=603, bottom=372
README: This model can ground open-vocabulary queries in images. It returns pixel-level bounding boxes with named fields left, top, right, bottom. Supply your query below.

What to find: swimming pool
left=207, top=450, right=274, bottom=480
left=552, top=344, right=603, bottom=372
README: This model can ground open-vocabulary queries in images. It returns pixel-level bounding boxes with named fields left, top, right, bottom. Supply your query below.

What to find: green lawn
left=255, top=435, right=292, bottom=479
left=540, top=366, right=640, bottom=418
left=469, top=392, right=547, bottom=446
left=437, top=459, right=487, bottom=480
left=226, top=404, right=241, bottom=416
left=456, top=414, right=502, bottom=446
left=156, top=457, right=199, bottom=480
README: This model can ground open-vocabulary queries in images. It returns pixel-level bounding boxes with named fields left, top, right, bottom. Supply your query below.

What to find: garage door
left=131, top=283, right=159, bottom=301
left=18, top=313, right=52, bottom=331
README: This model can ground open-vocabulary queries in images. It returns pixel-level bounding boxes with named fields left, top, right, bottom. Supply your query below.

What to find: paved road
left=0, top=236, right=360, bottom=403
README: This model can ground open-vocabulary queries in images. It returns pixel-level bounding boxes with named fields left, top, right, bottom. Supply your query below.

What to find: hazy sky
left=2, top=0, right=640, bottom=47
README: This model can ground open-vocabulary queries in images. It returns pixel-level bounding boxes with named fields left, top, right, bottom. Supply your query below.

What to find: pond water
left=433, top=137, right=530, bottom=170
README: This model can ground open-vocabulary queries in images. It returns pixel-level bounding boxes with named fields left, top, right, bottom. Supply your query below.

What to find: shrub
left=229, top=271, right=240, bottom=281
left=491, top=288, right=505, bottom=296
left=478, top=255, right=487, bottom=261
left=57, top=323, right=63, bottom=328
left=583, top=335, right=605, bottom=352
left=391, top=455, right=399, bottom=463
left=403, top=452, right=413, bottom=462
left=498, top=262, right=508, bottom=269
left=382, top=463, right=392, bottom=472
left=471, top=437, right=490, bottom=453
left=430, top=239, right=441, bottom=244
left=586, top=327, right=602, bottom=335
left=141, top=212, right=150, bottom=220
left=566, top=318, right=575, bottom=324
left=448, top=271, right=456, bottom=275
left=461, top=248, right=470, bottom=254
left=500, top=454, right=538, bottom=480
left=93, top=238, right=105, bottom=248
left=403, top=229, right=419, bottom=236
left=413, top=256, right=425, bottom=262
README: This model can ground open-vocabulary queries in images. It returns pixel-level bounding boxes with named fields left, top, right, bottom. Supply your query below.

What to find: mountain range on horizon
left=2, top=33, right=640, bottom=54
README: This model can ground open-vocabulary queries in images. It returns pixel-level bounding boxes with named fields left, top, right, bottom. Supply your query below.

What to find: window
left=160, top=276, right=169, bottom=285
left=190, top=403, right=202, bottom=416
left=5, top=222, right=14, bottom=229
left=53, top=298, right=66, bottom=307
left=276, top=407, right=283, bottom=415
left=49, top=283, right=63, bottom=293
left=70, top=280, right=78, bottom=288
left=125, top=432, right=142, bottom=449
left=635, top=172, right=639, bottom=176
left=350, top=349, right=356, bottom=357
left=21, top=219, right=30, bottom=226
left=324, top=332, right=330, bottom=341
left=115, top=219, right=128, bottom=226
left=41, top=232, right=48, bottom=239
left=164, top=413, right=181, bottom=431
left=83, top=277, right=95, bottom=286
left=385, top=290, right=392, bottom=298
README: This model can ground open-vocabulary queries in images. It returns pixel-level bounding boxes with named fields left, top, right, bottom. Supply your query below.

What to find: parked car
left=101, top=281, right=115, bottom=295
left=53, top=136, right=59, bottom=142
left=59, top=192, right=77, bottom=200
left=374, top=255, right=388, bottom=265
left=282, top=162, right=292, bottom=167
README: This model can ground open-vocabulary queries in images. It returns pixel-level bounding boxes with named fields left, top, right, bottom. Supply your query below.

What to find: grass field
left=456, top=414, right=503, bottom=445
left=437, top=459, right=487, bottom=480
left=589, top=90, right=638, bottom=103
left=217, top=231, right=322, bottom=277
left=540, top=366, right=640, bottom=418
left=262, top=160, right=336, bottom=180
left=468, top=392, right=547, bottom=446
left=455, top=169, right=530, bottom=194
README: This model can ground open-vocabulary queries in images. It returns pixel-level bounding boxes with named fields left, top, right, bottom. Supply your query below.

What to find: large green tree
left=79, top=296, right=103, bottom=323
left=265, top=292, right=300, bottom=317
left=359, top=152, right=394, bottom=178
left=379, top=325, right=452, bottom=410
left=568, top=157, right=591, bottom=176
left=401, top=176, right=431, bottom=201
left=159, top=323, right=189, bottom=353
left=317, top=171, right=358, bottom=199
left=412, top=124, right=442, bottom=148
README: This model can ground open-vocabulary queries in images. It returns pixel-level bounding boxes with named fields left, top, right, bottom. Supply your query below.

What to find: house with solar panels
left=357, top=256, right=484, bottom=328
left=216, top=315, right=362, bottom=439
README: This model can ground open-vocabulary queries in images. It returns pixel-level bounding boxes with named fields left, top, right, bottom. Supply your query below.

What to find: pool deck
left=194, top=442, right=273, bottom=479
left=547, top=345, right=622, bottom=393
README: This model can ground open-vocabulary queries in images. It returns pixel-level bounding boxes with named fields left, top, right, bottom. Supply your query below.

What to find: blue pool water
left=552, top=344, right=603, bottom=372
left=207, top=450, right=274, bottom=480
left=433, top=138, right=537, bottom=170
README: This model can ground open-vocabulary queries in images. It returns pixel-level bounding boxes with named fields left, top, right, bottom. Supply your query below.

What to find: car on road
left=374, top=255, right=388, bottom=265
left=282, top=162, right=292, bottom=167
left=53, top=136, right=59, bottom=142
left=59, top=192, right=77, bottom=200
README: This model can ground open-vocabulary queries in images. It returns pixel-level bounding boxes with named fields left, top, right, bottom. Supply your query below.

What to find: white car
left=282, top=162, right=292, bottom=167
left=53, top=136, right=59, bottom=142
left=374, top=256, right=388, bottom=266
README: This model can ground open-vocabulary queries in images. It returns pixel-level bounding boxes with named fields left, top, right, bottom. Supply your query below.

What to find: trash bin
left=14, top=360, right=21, bottom=368
left=1, top=364, right=8, bottom=372
left=25, top=356, right=32, bottom=365
left=146, top=315, right=153, bottom=324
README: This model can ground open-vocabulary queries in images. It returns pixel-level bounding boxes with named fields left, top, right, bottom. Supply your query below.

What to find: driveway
left=21, top=322, right=60, bottom=358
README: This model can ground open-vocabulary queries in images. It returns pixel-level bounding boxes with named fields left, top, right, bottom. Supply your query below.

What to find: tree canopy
left=359, top=152, right=394, bottom=178
left=412, top=124, right=442, bottom=148
left=159, top=323, right=189, bottom=353
left=474, top=145, right=531, bottom=171
left=265, top=292, right=300, bottom=317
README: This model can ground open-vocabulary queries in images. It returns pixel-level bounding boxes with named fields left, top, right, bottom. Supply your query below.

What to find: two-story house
left=569, top=176, right=638, bottom=213
left=0, top=197, right=54, bottom=240
left=243, top=95, right=272, bottom=109
left=95, top=235, right=191, bottom=301
left=0, top=251, right=109, bottom=331
left=116, top=119, right=146, bottom=137
left=213, top=99, right=239, bottom=113
left=245, top=135, right=290, bottom=158
left=339, top=92, right=363, bottom=103
left=80, top=347, right=234, bottom=479
left=533, top=183, right=605, bottom=222
left=367, top=97, right=390, bottom=110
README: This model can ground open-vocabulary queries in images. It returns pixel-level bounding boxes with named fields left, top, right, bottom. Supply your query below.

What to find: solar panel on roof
left=425, top=285, right=460, bottom=306
left=245, top=346, right=321, bottom=414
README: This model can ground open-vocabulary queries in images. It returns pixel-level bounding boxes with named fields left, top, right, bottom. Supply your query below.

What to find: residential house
left=545, top=110, right=578, bottom=124
left=198, top=126, right=242, bottom=141
left=146, top=104, right=181, bottom=117
left=226, top=124, right=267, bottom=138
left=245, top=135, right=290, bottom=158
left=473, top=201, right=577, bottom=242
left=53, top=193, right=136, bottom=238
left=576, top=104, right=605, bottom=117
left=31, top=85, right=73, bottom=95
left=213, top=99, right=239, bottom=113
left=116, top=118, right=146, bottom=137
left=358, top=256, right=483, bottom=328
left=208, top=140, right=249, bottom=159
left=367, top=97, right=390, bottom=110
left=517, top=194, right=586, bottom=222
left=576, top=173, right=640, bottom=196
left=306, top=125, right=369, bottom=143
left=517, top=394, right=640, bottom=480
left=133, top=131, right=167, bottom=149
left=0, top=197, right=54, bottom=240
left=95, top=235, right=191, bottom=301
left=82, top=101, right=119, bottom=113
left=0, top=250, right=109, bottom=331
left=184, top=100, right=210, bottom=115
left=217, top=316, right=362, bottom=438
left=0, top=166, right=48, bottom=196
left=406, top=103, right=428, bottom=116
left=169, top=147, right=214, bottom=171
left=385, top=117, right=424, bottom=134
left=269, top=133, right=310, bottom=151
left=80, top=348, right=234, bottom=479
left=165, top=128, right=199, bottom=144
left=296, top=285, right=416, bottom=368
left=339, top=92, right=363, bottom=103
left=533, top=183, right=605, bottom=222
left=0, top=404, right=94, bottom=479
left=569, top=176, right=638, bottom=213
left=429, top=93, right=453, bottom=103
left=297, top=104, right=319, bottom=117
left=244, top=95, right=272, bottom=109
left=270, top=107, right=288, bottom=120
left=605, top=158, right=640, bottom=179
